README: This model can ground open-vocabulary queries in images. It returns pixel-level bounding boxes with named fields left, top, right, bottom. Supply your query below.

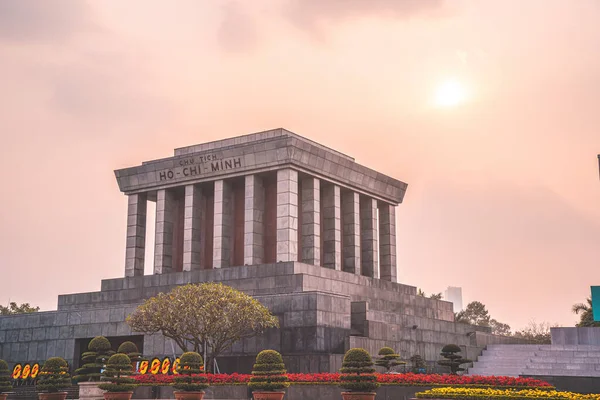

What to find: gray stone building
left=0, top=128, right=517, bottom=373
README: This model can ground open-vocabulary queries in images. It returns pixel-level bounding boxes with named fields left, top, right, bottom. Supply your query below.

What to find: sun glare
left=435, top=79, right=467, bottom=107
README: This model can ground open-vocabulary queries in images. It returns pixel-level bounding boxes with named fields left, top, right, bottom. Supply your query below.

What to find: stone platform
left=468, top=343, right=600, bottom=377
left=0, top=262, right=514, bottom=372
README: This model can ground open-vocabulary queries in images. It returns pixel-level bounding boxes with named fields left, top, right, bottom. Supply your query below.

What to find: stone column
left=360, top=196, right=379, bottom=278
left=244, top=175, right=264, bottom=265
left=182, top=184, right=203, bottom=271
left=276, top=169, right=298, bottom=262
left=379, top=202, right=397, bottom=282
left=342, top=191, right=360, bottom=274
left=125, top=193, right=147, bottom=277
left=213, top=179, right=233, bottom=268
left=322, top=184, right=341, bottom=270
left=154, top=189, right=175, bottom=274
left=300, top=177, right=320, bottom=265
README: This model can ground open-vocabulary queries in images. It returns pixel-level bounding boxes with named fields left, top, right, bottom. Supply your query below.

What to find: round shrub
left=98, top=354, right=136, bottom=393
left=89, top=336, right=112, bottom=352
left=172, top=352, right=208, bottom=392
left=441, top=344, right=461, bottom=354
left=73, top=336, right=114, bottom=382
left=117, top=341, right=142, bottom=363
left=339, top=348, right=379, bottom=393
left=375, top=347, right=405, bottom=372
left=0, top=360, right=12, bottom=394
left=36, top=357, right=71, bottom=393
left=117, top=342, right=138, bottom=355
left=378, top=347, right=395, bottom=356
left=248, top=350, right=289, bottom=392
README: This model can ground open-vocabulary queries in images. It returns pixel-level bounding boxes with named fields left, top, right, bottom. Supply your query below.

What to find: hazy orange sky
left=1, top=0, right=599, bottom=331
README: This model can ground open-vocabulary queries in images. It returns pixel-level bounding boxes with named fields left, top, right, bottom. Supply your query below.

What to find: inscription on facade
left=157, top=155, right=243, bottom=182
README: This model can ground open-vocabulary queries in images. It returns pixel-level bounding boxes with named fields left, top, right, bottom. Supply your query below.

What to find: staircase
left=468, top=344, right=600, bottom=377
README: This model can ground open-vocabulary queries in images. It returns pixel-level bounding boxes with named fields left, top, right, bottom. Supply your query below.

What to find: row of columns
left=124, top=169, right=397, bottom=282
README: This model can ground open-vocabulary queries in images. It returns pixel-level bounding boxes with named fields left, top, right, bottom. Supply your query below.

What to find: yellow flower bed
left=415, top=387, right=600, bottom=400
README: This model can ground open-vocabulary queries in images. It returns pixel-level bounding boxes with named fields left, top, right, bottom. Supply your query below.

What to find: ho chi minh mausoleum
left=0, top=128, right=516, bottom=373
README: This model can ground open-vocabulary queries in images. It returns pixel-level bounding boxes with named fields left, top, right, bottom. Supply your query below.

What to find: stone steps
left=468, top=344, right=600, bottom=378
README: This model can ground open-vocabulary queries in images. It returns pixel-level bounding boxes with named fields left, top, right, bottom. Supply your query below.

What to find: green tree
left=375, top=347, right=405, bottom=372
left=455, top=301, right=511, bottom=335
left=173, top=352, right=208, bottom=392
left=0, top=302, right=39, bottom=315
left=437, top=344, right=470, bottom=375
left=36, top=357, right=71, bottom=393
left=339, top=348, right=379, bottom=393
left=409, top=355, right=427, bottom=373
left=455, top=301, right=490, bottom=326
left=0, top=360, right=12, bottom=394
left=417, top=289, right=442, bottom=300
left=572, top=298, right=600, bottom=327
left=73, top=336, right=114, bottom=382
left=127, top=283, right=279, bottom=371
left=248, top=350, right=289, bottom=393
left=97, top=354, right=135, bottom=393
left=490, top=319, right=512, bottom=336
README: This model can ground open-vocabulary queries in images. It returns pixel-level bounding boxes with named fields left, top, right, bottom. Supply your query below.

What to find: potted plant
left=375, top=347, right=405, bottom=373
left=0, top=360, right=12, bottom=400
left=172, top=352, right=208, bottom=400
left=116, top=342, right=143, bottom=371
left=248, top=350, right=289, bottom=400
left=75, top=336, right=114, bottom=400
left=436, top=344, right=471, bottom=375
left=339, top=348, right=379, bottom=400
left=98, top=354, right=136, bottom=400
left=36, top=357, right=72, bottom=400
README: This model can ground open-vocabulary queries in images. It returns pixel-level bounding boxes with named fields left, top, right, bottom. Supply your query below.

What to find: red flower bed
left=134, top=373, right=250, bottom=386
left=133, top=373, right=551, bottom=388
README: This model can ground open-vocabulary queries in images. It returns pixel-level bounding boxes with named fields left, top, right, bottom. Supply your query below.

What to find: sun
left=434, top=79, right=467, bottom=107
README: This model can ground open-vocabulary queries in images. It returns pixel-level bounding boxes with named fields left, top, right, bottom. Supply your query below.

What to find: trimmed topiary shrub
left=248, top=350, right=289, bottom=392
left=0, top=360, right=12, bottom=394
left=117, top=341, right=142, bottom=364
left=74, top=336, right=114, bottom=382
left=172, top=352, right=208, bottom=392
left=98, top=354, right=136, bottom=393
left=437, top=344, right=471, bottom=375
left=339, top=348, right=380, bottom=393
left=410, top=354, right=427, bottom=374
left=36, top=357, right=71, bottom=393
left=375, top=347, right=406, bottom=373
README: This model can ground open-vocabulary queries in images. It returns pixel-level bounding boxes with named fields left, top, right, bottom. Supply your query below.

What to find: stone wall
left=131, top=384, right=434, bottom=400
left=0, top=262, right=519, bottom=373
left=551, top=327, right=600, bottom=346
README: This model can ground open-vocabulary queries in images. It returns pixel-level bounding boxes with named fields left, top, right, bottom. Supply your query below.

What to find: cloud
left=0, top=0, right=93, bottom=42
left=217, top=1, right=259, bottom=53
left=284, top=0, right=446, bottom=31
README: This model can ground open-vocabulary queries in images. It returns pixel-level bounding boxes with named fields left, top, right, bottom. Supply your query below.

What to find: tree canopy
left=437, top=344, right=471, bottom=375
left=455, top=301, right=511, bottom=336
left=572, top=298, right=600, bottom=327
left=417, top=289, right=443, bottom=300
left=127, top=283, right=279, bottom=369
left=0, top=302, right=39, bottom=315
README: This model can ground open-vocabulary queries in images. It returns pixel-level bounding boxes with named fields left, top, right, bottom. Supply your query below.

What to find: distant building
left=444, top=286, right=463, bottom=312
